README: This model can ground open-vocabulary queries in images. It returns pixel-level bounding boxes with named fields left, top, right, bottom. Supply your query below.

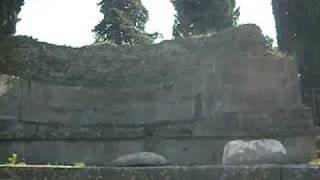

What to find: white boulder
left=222, top=139, right=287, bottom=165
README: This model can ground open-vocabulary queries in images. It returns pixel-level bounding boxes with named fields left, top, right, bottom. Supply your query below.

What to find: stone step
left=0, top=165, right=319, bottom=180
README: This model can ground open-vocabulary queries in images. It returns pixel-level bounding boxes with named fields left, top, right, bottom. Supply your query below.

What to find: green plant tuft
left=73, top=162, right=87, bottom=168
left=310, top=159, right=320, bottom=166
left=8, top=153, right=18, bottom=165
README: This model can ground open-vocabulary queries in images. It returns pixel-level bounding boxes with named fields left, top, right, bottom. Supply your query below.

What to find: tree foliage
left=93, top=0, right=156, bottom=46
left=264, top=35, right=275, bottom=52
left=272, top=0, right=320, bottom=53
left=0, top=0, right=24, bottom=37
left=171, top=0, right=239, bottom=37
left=272, top=0, right=320, bottom=88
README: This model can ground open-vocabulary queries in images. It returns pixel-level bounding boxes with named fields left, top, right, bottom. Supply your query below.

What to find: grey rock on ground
left=223, top=139, right=287, bottom=165
left=111, top=152, right=168, bottom=167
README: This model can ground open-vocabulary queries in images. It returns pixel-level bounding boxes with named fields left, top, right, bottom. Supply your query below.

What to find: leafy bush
left=7, top=153, right=25, bottom=166
left=7, top=153, right=17, bottom=165
left=310, top=159, right=320, bottom=165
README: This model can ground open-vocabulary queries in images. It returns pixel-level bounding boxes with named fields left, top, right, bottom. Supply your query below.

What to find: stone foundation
left=0, top=165, right=319, bottom=180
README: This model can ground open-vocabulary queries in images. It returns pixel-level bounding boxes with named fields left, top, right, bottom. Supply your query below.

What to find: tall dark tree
left=171, top=0, right=239, bottom=37
left=272, top=0, right=320, bottom=89
left=93, top=0, right=156, bottom=45
left=0, top=0, right=24, bottom=37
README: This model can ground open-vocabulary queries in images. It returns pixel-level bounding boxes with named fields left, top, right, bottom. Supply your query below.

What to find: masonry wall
left=0, top=165, right=319, bottom=180
left=0, top=25, right=317, bottom=165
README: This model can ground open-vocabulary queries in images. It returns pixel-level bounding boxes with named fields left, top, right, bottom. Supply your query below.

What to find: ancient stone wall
left=0, top=25, right=317, bottom=165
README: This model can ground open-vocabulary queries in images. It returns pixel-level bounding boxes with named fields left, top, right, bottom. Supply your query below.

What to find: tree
left=272, top=0, right=320, bottom=88
left=0, top=0, right=24, bottom=37
left=93, top=0, right=157, bottom=46
left=264, top=35, right=275, bottom=53
left=171, top=0, right=239, bottom=37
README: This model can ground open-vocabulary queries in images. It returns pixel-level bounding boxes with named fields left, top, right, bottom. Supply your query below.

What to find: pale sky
left=16, top=0, right=277, bottom=47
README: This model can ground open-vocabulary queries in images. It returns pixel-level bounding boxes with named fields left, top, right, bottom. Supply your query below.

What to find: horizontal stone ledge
left=0, top=115, right=202, bottom=128
left=0, top=107, right=312, bottom=129
left=0, top=128, right=317, bottom=141
left=0, top=165, right=319, bottom=180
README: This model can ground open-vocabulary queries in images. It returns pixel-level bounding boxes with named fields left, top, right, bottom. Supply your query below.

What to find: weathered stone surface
left=281, top=165, right=320, bottom=180
left=0, top=134, right=315, bottom=166
left=0, top=164, right=315, bottom=180
left=0, top=24, right=317, bottom=165
left=223, top=139, right=287, bottom=165
left=1, top=165, right=318, bottom=180
left=111, top=152, right=168, bottom=167
left=0, top=140, right=144, bottom=166
left=0, top=25, right=308, bottom=128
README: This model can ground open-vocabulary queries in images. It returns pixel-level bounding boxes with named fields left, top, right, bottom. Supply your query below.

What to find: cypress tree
left=93, top=0, right=157, bottom=45
left=272, top=0, right=320, bottom=88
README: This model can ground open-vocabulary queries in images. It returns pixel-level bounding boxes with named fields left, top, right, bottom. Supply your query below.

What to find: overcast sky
left=16, top=0, right=277, bottom=47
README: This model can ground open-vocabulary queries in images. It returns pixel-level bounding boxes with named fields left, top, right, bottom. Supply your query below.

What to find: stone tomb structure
left=0, top=25, right=317, bottom=165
